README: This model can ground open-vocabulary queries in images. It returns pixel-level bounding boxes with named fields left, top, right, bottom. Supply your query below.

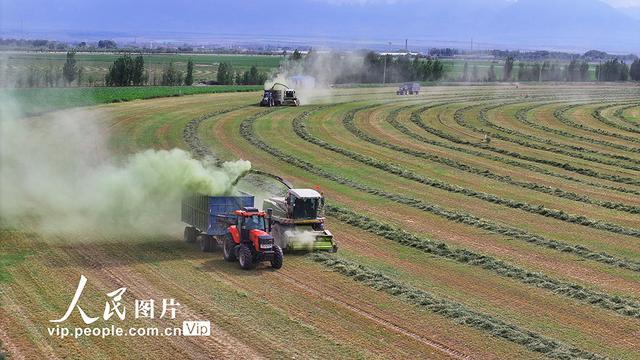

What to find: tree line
left=359, top=52, right=445, bottom=83
left=9, top=51, right=269, bottom=87
left=215, top=62, right=269, bottom=85
left=105, top=55, right=268, bottom=86
left=458, top=57, right=640, bottom=82
left=278, top=50, right=446, bottom=84
left=9, top=51, right=639, bottom=88
left=105, top=54, right=195, bottom=86
left=597, top=59, right=639, bottom=81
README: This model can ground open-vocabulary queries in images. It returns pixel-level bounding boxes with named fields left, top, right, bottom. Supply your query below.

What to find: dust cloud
left=0, top=86, right=250, bottom=236
left=283, top=230, right=318, bottom=249
left=265, top=50, right=366, bottom=105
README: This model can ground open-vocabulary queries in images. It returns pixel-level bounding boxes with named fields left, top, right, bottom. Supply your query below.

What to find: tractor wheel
left=184, top=226, right=196, bottom=243
left=271, top=245, right=283, bottom=269
left=238, top=244, right=254, bottom=270
left=223, top=234, right=237, bottom=262
left=199, top=235, right=214, bottom=252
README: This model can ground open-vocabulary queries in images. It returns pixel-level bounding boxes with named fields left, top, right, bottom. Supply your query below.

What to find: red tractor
left=222, top=207, right=283, bottom=270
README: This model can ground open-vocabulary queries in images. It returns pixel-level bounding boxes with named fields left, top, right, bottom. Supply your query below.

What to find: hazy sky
left=1, top=0, right=638, bottom=52
left=313, top=0, right=640, bottom=6
left=603, top=0, right=640, bottom=6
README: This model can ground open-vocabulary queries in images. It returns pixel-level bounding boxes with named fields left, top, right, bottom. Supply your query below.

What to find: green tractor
left=263, top=189, right=337, bottom=252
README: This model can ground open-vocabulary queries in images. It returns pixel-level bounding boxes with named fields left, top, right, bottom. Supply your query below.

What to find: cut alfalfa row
left=324, top=204, right=640, bottom=318
left=310, top=253, right=604, bottom=360
left=183, top=106, right=279, bottom=185
left=249, top=106, right=640, bottom=273
left=345, top=103, right=640, bottom=214
left=555, top=105, right=640, bottom=145
left=460, top=103, right=640, bottom=171
left=294, top=108, right=640, bottom=238
left=413, top=104, right=640, bottom=186
left=516, top=103, right=640, bottom=155
left=479, top=102, right=640, bottom=165
left=514, top=103, right=640, bottom=160
left=183, top=107, right=245, bottom=162
left=239, top=108, right=640, bottom=318
left=614, top=104, right=640, bottom=128
left=390, top=105, right=640, bottom=196
left=592, top=104, right=640, bottom=135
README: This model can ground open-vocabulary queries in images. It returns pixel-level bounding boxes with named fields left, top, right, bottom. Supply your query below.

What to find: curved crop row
left=294, top=106, right=640, bottom=238
left=477, top=102, right=640, bottom=164
left=592, top=104, right=640, bottom=135
left=343, top=104, right=640, bottom=214
left=183, top=107, right=283, bottom=190
left=411, top=105, right=640, bottom=186
left=322, top=204, right=640, bottom=318
left=289, top=108, right=640, bottom=269
left=387, top=105, right=640, bottom=196
left=238, top=108, right=640, bottom=318
left=457, top=104, right=640, bottom=171
left=516, top=105, right=633, bottom=152
left=311, top=253, right=603, bottom=360
left=614, top=104, right=640, bottom=128
left=514, top=104, right=640, bottom=155
left=183, top=108, right=245, bottom=163
left=554, top=105, right=640, bottom=145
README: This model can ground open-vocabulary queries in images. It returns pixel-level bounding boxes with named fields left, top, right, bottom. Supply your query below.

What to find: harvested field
left=1, top=83, right=639, bottom=359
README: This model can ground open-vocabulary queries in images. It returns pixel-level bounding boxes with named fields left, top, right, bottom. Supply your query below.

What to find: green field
left=3, top=52, right=284, bottom=86
left=2, top=83, right=639, bottom=358
left=2, top=52, right=602, bottom=88
left=3, top=85, right=263, bottom=114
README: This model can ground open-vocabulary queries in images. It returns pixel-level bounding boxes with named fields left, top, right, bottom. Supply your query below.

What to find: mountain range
left=1, top=0, right=639, bottom=53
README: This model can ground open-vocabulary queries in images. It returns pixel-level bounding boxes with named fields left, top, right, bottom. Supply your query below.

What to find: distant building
left=379, top=52, right=419, bottom=57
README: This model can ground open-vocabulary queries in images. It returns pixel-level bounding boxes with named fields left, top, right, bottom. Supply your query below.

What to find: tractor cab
left=260, top=90, right=274, bottom=107
left=260, top=91, right=274, bottom=106
left=234, top=207, right=267, bottom=229
left=284, top=89, right=296, bottom=99
left=234, top=207, right=268, bottom=239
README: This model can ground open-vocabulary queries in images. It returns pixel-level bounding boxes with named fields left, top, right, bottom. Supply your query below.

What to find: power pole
left=383, top=55, right=387, bottom=84
left=539, top=63, right=542, bottom=82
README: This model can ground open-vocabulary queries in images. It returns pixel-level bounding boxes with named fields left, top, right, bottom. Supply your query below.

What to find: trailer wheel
left=184, top=226, right=196, bottom=243
left=271, top=245, right=283, bottom=269
left=199, top=235, right=214, bottom=252
left=223, top=234, right=237, bottom=262
left=238, top=244, right=254, bottom=270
